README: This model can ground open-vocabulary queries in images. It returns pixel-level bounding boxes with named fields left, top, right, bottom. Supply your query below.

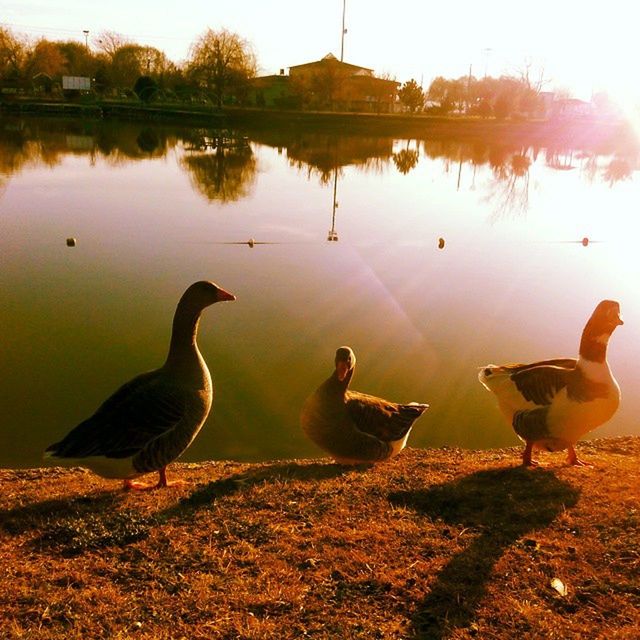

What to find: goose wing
left=346, top=391, right=428, bottom=441
left=510, top=364, right=574, bottom=406
left=47, top=371, right=187, bottom=459
left=496, top=358, right=577, bottom=375
left=512, top=406, right=552, bottom=441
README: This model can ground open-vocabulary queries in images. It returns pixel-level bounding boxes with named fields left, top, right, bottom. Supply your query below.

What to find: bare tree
left=515, top=57, right=549, bottom=93
left=95, top=31, right=130, bottom=60
left=187, top=28, right=257, bottom=107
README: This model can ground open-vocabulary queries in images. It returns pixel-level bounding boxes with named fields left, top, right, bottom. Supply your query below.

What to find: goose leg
left=122, top=468, right=180, bottom=491
left=522, top=442, right=539, bottom=467
left=567, top=445, right=591, bottom=467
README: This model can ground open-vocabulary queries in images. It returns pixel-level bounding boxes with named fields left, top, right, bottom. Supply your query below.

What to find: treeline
left=0, top=26, right=256, bottom=106
left=430, top=75, right=545, bottom=118
left=1, top=24, right=593, bottom=118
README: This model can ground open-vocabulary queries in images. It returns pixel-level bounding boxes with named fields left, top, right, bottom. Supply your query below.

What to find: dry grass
left=1, top=437, right=639, bottom=639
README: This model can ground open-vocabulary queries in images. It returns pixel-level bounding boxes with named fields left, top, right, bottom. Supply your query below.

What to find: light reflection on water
left=1, top=116, right=639, bottom=468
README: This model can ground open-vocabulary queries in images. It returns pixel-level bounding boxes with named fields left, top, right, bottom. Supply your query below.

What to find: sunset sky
left=3, top=0, right=638, bottom=105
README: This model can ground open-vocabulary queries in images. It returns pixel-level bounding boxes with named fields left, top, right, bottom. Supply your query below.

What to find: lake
left=1, top=114, right=639, bottom=468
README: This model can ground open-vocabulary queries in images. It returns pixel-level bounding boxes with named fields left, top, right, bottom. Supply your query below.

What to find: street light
left=83, top=30, right=89, bottom=50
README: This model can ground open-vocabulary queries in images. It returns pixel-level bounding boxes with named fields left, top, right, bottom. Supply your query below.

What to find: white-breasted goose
left=301, top=346, right=429, bottom=464
left=478, top=300, right=623, bottom=466
left=44, top=281, right=236, bottom=489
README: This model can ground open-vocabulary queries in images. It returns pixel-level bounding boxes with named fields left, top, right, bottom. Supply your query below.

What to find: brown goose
left=478, top=300, right=623, bottom=467
left=44, top=281, right=235, bottom=489
left=301, top=346, right=429, bottom=463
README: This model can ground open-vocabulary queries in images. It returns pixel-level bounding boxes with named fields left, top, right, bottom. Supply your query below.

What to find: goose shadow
left=1, top=461, right=355, bottom=556
left=161, top=460, right=364, bottom=518
left=0, top=491, right=145, bottom=557
left=0, top=491, right=122, bottom=535
left=388, top=467, right=580, bottom=639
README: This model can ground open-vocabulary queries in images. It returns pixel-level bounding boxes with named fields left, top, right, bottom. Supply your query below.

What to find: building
left=251, top=53, right=399, bottom=113
left=251, top=70, right=299, bottom=109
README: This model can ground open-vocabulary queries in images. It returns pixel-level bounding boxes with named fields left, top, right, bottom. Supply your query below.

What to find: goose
left=300, top=346, right=429, bottom=464
left=44, top=280, right=236, bottom=489
left=478, top=300, right=623, bottom=467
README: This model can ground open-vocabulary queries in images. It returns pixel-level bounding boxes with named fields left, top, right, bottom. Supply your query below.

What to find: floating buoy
left=66, top=237, right=76, bottom=247
left=438, top=237, right=445, bottom=249
left=581, top=237, right=589, bottom=247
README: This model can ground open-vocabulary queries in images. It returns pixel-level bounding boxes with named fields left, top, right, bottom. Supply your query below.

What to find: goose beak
left=217, top=288, right=236, bottom=302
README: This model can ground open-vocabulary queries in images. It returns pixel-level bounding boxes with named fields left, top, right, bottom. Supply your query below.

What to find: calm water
left=1, top=115, right=639, bottom=468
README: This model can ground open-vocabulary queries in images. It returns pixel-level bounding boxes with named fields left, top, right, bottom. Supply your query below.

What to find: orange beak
left=217, top=287, right=236, bottom=302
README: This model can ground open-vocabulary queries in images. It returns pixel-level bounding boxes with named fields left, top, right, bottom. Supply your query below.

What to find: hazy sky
left=2, top=1, right=638, bottom=103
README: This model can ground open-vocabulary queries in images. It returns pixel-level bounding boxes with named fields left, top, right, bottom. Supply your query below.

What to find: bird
left=44, top=280, right=236, bottom=490
left=478, top=300, right=623, bottom=467
left=300, top=346, right=429, bottom=464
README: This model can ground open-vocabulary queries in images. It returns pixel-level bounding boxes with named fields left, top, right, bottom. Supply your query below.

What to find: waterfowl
left=478, top=300, right=623, bottom=467
left=44, top=281, right=236, bottom=489
left=300, top=346, right=429, bottom=464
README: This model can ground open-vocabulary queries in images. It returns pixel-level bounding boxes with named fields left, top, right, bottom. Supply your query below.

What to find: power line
left=0, top=21, right=192, bottom=44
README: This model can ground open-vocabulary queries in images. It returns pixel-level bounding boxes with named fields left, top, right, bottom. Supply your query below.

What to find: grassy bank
left=1, top=436, right=639, bottom=639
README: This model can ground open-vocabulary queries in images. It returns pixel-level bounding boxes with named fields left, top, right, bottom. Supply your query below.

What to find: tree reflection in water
left=0, top=115, right=637, bottom=213
left=485, top=150, right=532, bottom=220
left=603, top=157, right=632, bottom=186
left=393, top=147, right=419, bottom=174
left=180, top=135, right=257, bottom=203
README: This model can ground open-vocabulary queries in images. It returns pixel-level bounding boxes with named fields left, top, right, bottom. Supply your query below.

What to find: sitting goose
left=301, top=346, right=429, bottom=464
left=478, top=300, right=623, bottom=467
left=44, top=280, right=236, bottom=489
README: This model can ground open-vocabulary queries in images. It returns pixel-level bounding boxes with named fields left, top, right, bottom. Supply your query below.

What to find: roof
left=289, top=53, right=373, bottom=74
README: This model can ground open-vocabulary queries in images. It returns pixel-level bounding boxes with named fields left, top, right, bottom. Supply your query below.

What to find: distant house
left=251, top=53, right=399, bottom=113
left=552, top=97, right=593, bottom=119
left=289, top=53, right=398, bottom=113
left=251, top=69, right=298, bottom=109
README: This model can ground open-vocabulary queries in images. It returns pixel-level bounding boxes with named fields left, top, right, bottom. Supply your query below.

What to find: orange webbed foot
left=123, top=468, right=186, bottom=491
left=567, top=446, right=592, bottom=467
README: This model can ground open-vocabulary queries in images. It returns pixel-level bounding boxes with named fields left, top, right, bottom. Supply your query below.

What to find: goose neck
left=579, top=328, right=609, bottom=364
left=166, top=306, right=202, bottom=365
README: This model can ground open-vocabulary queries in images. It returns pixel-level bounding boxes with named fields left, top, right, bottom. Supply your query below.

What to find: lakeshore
left=1, top=436, right=638, bottom=639
left=1, top=98, right=636, bottom=147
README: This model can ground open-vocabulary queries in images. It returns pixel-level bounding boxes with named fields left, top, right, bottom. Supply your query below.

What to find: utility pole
left=482, top=48, right=492, bottom=77
left=340, top=0, right=347, bottom=61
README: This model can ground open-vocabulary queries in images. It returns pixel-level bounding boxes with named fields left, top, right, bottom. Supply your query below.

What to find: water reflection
left=393, top=142, right=420, bottom=174
left=328, top=166, right=340, bottom=242
left=180, top=138, right=257, bottom=203
left=485, top=152, right=532, bottom=219
left=1, top=116, right=638, bottom=204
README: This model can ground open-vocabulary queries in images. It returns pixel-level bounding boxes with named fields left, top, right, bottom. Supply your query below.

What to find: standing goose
left=301, top=346, right=429, bottom=464
left=478, top=300, right=623, bottom=467
left=44, top=280, right=236, bottom=489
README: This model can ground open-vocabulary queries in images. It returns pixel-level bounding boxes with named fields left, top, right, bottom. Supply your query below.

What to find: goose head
left=334, top=346, right=356, bottom=382
left=585, top=300, right=623, bottom=339
left=578, top=300, right=623, bottom=362
left=179, top=281, right=236, bottom=313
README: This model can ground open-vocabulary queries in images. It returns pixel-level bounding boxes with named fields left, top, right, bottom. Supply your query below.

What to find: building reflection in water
left=328, top=166, right=339, bottom=242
